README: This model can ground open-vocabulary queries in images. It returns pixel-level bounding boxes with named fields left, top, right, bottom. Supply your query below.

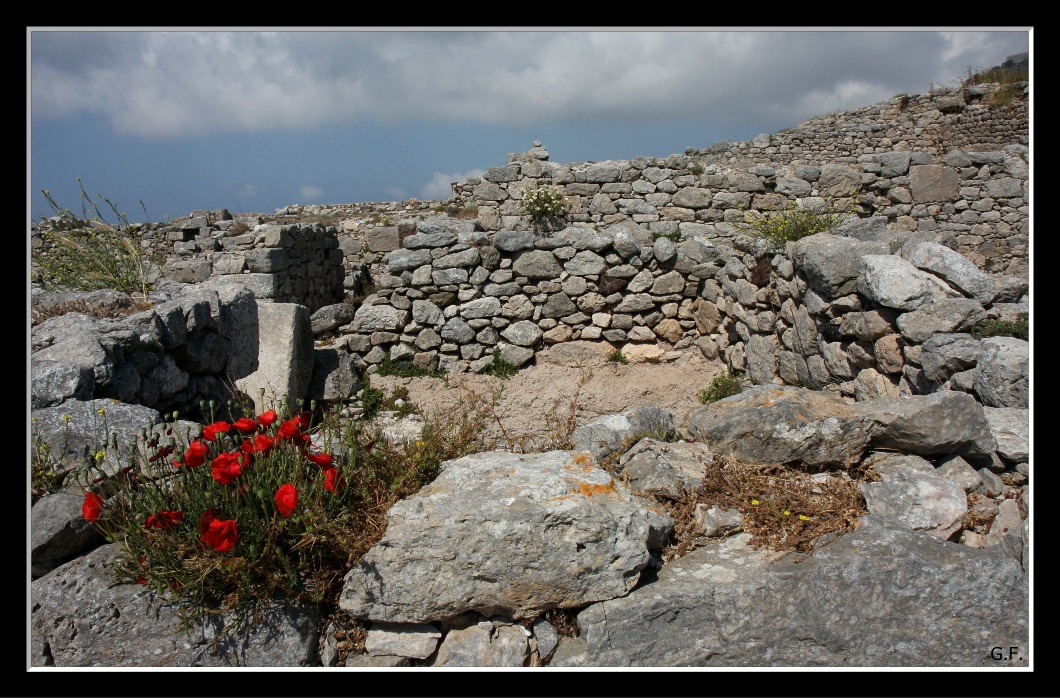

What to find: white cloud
left=237, top=183, right=259, bottom=199
left=384, top=187, right=408, bottom=200
left=300, top=185, right=323, bottom=201
left=419, top=169, right=485, bottom=201
left=31, top=30, right=1029, bottom=137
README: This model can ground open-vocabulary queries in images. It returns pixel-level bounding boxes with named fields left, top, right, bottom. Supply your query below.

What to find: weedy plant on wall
left=521, top=185, right=567, bottom=219
left=745, top=195, right=856, bottom=253
left=33, top=180, right=164, bottom=299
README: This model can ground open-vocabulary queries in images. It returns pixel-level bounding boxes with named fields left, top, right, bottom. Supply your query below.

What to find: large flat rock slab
left=858, top=391, right=996, bottom=457
left=687, top=385, right=875, bottom=468
left=339, top=450, right=672, bottom=623
left=574, top=516, right=1027, bottom=666
left=31, top=544, right=322, bottom=667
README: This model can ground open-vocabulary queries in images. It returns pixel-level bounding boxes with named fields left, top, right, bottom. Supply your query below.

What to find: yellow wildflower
left=98, top=407, right=106, bottom=416
left=62, top=414, right=71, bottom=423
left=751, top=499, right=760, bottom=506
left=799, top=515, right=810, bottom=521
left=783, top=510, right=790, bottom=516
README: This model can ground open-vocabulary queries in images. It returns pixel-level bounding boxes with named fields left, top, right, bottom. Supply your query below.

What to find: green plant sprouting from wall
left=521, top=185, right=567, bottom=219
left=33, top=180, right=163, bottom=298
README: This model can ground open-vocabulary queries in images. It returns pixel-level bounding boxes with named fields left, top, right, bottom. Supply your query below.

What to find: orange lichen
left=570, top=479, right=619, bottom=497
left=571, top=452, right=592, bottom=466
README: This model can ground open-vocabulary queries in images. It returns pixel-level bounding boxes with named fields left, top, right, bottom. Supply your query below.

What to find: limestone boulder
left=572, top=517, right=1026, bottom=666
left=857, top=255, right=962, bottom=311
left=309, top=303, right=356, bottom=334
left=32, top=399, right=160, bottom=471
left=31, top=544, right=322, bottom=667
left=339, top=451, right=672, bottom=623
left=351, top=304, right=407, bottom=333
left=617, top=438, right=712, bottom=498
left=982, top=407, right=1029, bottom=463
left=513, top=250, right=562, bottom=279
left=974, top=337, right=1028, bottom=408
left=537, top=341, right=615, bottom=367
left=31, top=493, right=106, bottom=578
left=858, top=453, right=967, bottom=537
left=687, top=385, right=874, bottom=468
left=307, top=347, right=361, bottom=402
left=895, top=299, right=986, bottom=343
left=858, top=391, right=996, bottom=457
left=907, top=242, right=1002, bottom=304
left=31, top=360, right=94, bottom=409
left=918, top=333, right=980, bottom=383
left=789, top=233, right=889, bottom=297
left=235, top=303, right=315, bottom=414
left=570, top=407, right=675, bottom=461
left=433, top=618, right=528, bottom=667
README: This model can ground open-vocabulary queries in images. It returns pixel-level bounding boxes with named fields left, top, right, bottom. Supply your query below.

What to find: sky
left=29, top=29, right=1031, bottom=223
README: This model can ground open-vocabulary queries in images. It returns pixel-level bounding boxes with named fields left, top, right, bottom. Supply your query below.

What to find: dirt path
left=371, top=350, right=727, bottom=448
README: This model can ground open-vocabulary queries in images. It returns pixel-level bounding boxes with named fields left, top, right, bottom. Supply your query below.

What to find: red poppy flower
left=323, top=467, right=345, bottom=493
left=211, top=452, right=243, bottom=485
left=276, top=419, right=300, bottom=441
left=241, top=433, right=273, bottom=455
left=232, top=417, right=258, bottom=433
left=257, top=410, right=278, bottom=427
left=202, top=421, right=231, bottom=442
left=145, top=510, right=184, bottom=529
left=181, top=439, right=210, bottom=468
left=137, top=578, right=148, bottom=584
left=296, top=411, right=312, bottom=430
left=201, top=517, right=238, bottom=553
left=275, top=483, right=298, bottom=518
left=200, top=506, right=221, bottom=537
left=306, top=452, right=333, bottom=468
left=82, top=492, right=103, bottom=522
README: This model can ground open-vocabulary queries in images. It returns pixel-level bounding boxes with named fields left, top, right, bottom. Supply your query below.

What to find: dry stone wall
left=333, top=215, right=1028, bottom=410
left=149, top=215, right=346, bottom=314
left=435, top=84, right=1028, bottom=278
left=329, top=84, right=1028, bottom=404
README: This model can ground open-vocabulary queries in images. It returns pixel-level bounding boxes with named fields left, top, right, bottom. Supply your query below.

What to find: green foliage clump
left=689, top=164, right=705, bottom=175
left=651, top=230, right=681, bottom=243
left=969, top=313, right=1028, bottom=341
left=479, top=348, right=520, bottom=379
left=33, top=181, right=163, bottom=297
left=359, top=375, right=386, bottom=420
left=606, top=349, right=628, bottom=365
left=521, top=185, right=567, bottom=219
left=78, top=392, right=491, bottom=631
left=699, top=369, right=745, bottom=404
left=746, top=199, right=853, bottom=252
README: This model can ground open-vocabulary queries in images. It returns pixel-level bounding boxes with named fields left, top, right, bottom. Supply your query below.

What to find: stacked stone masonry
left=434, top=84, right=1028, bottom=278
left=149, top=215, right=346, bottom=314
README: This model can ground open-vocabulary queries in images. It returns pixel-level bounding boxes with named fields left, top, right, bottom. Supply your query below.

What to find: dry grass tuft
left=32, top=296, right=151, bottom=326
left=544, top=608, right=581, bottom=637
left=660, top=455, right=874, bottom=561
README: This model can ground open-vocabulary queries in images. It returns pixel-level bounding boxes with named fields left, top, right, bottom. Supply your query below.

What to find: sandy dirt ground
left=371, top=349, right=727, bottom=448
